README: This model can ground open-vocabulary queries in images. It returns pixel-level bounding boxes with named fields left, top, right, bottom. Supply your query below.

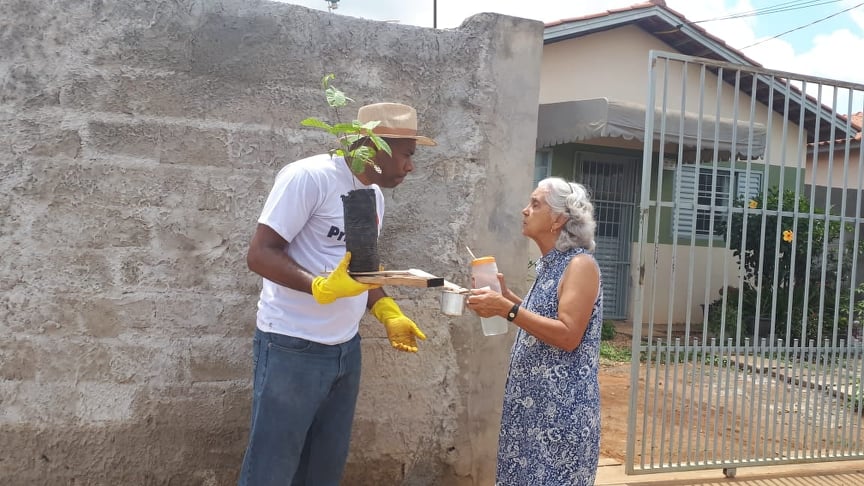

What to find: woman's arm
left=467, top=254, right=599, bottom=352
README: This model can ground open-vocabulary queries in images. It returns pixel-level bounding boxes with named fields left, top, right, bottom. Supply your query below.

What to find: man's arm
left=246, top=223, right=315, bottom=294
left=366, top=287, right=387, bottom=309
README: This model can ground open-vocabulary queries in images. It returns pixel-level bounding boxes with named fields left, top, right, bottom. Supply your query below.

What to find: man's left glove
left=370, top=297, right=427, bottom=353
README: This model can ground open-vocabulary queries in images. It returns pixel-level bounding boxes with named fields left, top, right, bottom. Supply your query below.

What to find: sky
left=279, top=0, right=864, bottom=113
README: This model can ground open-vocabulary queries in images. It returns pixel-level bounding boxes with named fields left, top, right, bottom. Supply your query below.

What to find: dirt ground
left=599, top=332, right=635, bottom=462
left=597, top=326, right=864, bottom=466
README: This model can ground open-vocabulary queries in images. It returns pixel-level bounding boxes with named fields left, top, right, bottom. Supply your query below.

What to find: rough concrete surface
left=0, top=0, right=543, bottom=484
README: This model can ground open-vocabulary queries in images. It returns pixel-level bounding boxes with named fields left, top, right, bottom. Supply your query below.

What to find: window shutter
left=736, top=171, right=762, bottom=202
left=674, top=165, right=698, bottom=237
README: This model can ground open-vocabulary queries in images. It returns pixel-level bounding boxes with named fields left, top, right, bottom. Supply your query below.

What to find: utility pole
left=433, top=0, right=437, bottom=28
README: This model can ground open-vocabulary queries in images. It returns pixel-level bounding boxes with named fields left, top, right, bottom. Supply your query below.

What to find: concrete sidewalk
left=595, top=458, right=864, bottom=485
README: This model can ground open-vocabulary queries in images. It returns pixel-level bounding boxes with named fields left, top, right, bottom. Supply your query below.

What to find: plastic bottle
left=471, top=256, right=509, bottom=336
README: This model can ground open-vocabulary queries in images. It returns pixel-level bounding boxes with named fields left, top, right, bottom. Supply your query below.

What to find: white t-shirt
left=255, top=154, right=384, bottom=344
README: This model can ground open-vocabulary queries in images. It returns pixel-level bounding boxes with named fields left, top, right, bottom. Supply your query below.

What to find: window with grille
left=534, top=150, right=552, bottom=187
left=674, top=166, right=762, bottom=237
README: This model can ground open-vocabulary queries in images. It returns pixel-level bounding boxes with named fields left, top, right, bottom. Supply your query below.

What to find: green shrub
left=599, top=341, right=631, bottom=362
left=710, top=186, right=864, bottom=344
left=601, top=320, right=616, bottom=341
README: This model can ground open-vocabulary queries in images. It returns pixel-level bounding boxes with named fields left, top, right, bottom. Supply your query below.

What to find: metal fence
left=626, top=50, right=864, bottom=476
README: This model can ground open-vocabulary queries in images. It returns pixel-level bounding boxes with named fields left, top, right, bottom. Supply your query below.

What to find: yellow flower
left=748, top=199, right=758, bottom=209
left=782, top=230, right=794, bottom=242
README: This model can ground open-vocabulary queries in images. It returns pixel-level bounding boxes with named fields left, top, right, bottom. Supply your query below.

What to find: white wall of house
left=808, top=146, right=863, bottom=187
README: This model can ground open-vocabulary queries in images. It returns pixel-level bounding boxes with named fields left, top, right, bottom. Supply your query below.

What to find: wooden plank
left=351, top=274, right=444, bottom=288
left=324, top=268, right=446, bottom=288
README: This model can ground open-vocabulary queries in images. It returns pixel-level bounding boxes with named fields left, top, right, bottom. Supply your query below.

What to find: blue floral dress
left=496, top=247, right=603, bottom=486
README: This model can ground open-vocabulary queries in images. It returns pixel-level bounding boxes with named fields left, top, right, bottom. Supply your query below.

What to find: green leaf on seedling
left=343, top=134, right=365, bottom=145
left=370, top=135, right=392, bottom=156
left=325, top=86, right=352, bottom=108
left=352, top=145, right=376, bottom=163
left=351, top=157, right=366, bottom=174
left=360, top=120, right=381, bottom=131
left=331, top=122, right=360, bottom=134
left=301, top=117, right=333, bottom=130
left=321, top=73, right=335, bottom=89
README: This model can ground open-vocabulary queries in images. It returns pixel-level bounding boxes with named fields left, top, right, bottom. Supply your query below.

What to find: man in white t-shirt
left=237, top=103, right=436, bottom=486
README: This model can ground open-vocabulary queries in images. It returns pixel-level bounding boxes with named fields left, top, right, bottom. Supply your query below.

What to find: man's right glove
left=311, top=252, right=380, bottom=304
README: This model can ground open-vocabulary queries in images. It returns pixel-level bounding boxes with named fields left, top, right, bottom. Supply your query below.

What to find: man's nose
left=404, top=158, right=414, bottom=172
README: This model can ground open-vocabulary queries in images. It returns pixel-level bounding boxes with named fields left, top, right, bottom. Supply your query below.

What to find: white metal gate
left=627, top=50, right=864, bottom=476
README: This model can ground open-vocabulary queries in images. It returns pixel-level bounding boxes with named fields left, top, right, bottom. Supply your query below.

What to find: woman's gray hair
left=537, top=177, right=596, bottom=252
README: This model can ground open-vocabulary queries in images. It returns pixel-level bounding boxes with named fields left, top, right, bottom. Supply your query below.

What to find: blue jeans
left=238, top=328, right=362, bottom=486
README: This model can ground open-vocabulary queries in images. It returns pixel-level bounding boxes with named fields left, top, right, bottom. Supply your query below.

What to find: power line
left=739, top=0, right=864, bottom=49
left=690, top=0, right=845, bottom=24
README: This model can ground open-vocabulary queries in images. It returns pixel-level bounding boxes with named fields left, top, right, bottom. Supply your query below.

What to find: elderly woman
left=466, top=177, right=603, bottom=486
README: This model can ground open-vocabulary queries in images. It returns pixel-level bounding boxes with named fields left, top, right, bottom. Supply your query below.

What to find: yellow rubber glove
left=311, top=252, right=380, bottom=305
left=370, top=297, right=427, bottom=353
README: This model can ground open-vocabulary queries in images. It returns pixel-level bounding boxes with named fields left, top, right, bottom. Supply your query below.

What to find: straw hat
left=357, top=102, right=437, bottom=146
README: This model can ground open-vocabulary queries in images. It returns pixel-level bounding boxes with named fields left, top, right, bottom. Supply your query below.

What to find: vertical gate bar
left=745, top=337, right=757, bottom=459
left=686, top=337, right=698, bottom=464
left=834, top=342, right=845, bottom=456
left=752, top=75, right=779, bottom=464
left=791, top=79, right=812, bottom=463
left=711, top=336, right=723, bottom=461
left=650, top=339, right=664, bottom=467
left=801, top=339, right=815, bottom=457
left=789, top=78, right=809, bottom=365
left=824, top=89, right=841, bottom=348
left=774, top=73, right=796, bottom=465
left=734, top=71, right=759, bottom=464
left=708, top=66, right=729, bottom=466
left=677, top=59, right=695, bottom=349
left=840, top=343, right=850, bottom=456
left=835, top=89, right=856, bottom=351
left=824, top=341, right=835, bottom=456
left=665, top=338, right=676, bottom=465
left=696, top=337, right=709, bottom=463
left=769, top=339, right=782, bottom=460
left=656, top=59, right=676, bottom=467
left=760, top=75, right=777, bottom=344
left=756, top=337, right=768, bottom=460
left=788, top=339, right=800, bottom=460
left=801, top=83, right=825, bottom=347
left=825, top=341, right=835, bottom=456
left=721, top=337, right=735, bottom=462
left=629, top=50, right=659, bottom=474
left=728, top=68, right=748, bottom=464
left=670, top=58, right=697, bottom=468
left=653, top=57, right=671, bottom=346
left=671, top=337, right=682, bottom=465
left=818, top=339, right=831, bottom=457
left=664, top=60, right=689, bottom=466
left=835, top=340, right=847, bottom=456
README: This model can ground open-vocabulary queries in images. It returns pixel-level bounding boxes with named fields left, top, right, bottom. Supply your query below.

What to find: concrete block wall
left=0, top=0, right=543, bottom=484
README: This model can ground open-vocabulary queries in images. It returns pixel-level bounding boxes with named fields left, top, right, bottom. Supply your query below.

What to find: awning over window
left=537, top=97, right=767, bottom=158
